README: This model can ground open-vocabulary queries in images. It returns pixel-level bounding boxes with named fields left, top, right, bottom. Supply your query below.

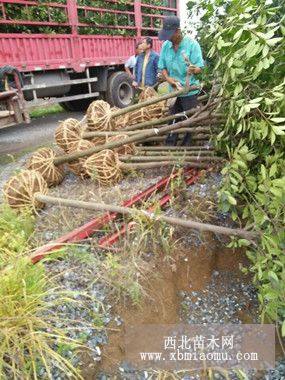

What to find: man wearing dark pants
left=158, top=16, right=204, bottom=146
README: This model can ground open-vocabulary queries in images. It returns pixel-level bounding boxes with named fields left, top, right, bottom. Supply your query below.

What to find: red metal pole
left=67, top=0, right=78, bottom=35
left=31, top=168, right=192, bottom=263
left=98, top=169, right=203, bottom=247
left=134, top=0, right=142, bottom=40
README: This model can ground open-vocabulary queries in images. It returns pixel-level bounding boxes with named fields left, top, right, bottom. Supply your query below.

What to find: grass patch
left=0, top=257, right=85, bottom=379
left=30, top=104, right=64, bottom=119
left=0, top=207, right=101, bottom=379
left=0, top=205, right=34, bottom=265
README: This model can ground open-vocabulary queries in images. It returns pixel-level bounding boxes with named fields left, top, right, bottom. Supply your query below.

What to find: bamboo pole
left=139, top=150, right=215, bottom=156
left=82, top=125, right=218, bottom=138
left=53, top=102, right=218, bottom=165
left=142, top=134, right=212, bottom=143
left=34, top=194, right=258, bottom=241
left=136, top=145, right=214, bottom=151
left=119, top=155, right=223, bottom=162
left=125, top=111, right=223, bottom=132
left=119, top=161, right=209, bottom=169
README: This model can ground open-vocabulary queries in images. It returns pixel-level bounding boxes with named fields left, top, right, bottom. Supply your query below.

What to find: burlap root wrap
left=139, top=87, right=167, bottom=119
left=111, top=107, right=130, bottom=130
left=128, top=107, right=152, bottom=125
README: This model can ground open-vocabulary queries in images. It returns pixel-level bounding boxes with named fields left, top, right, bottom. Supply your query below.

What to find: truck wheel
left=106, top=71, right=134, bottom=108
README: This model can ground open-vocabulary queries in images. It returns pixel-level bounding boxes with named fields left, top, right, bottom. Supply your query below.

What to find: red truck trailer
left=0, top=0, right=178, bottom=128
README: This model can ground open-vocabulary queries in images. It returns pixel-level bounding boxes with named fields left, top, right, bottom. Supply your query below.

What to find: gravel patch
left=179, top=270, right=259, bottom=324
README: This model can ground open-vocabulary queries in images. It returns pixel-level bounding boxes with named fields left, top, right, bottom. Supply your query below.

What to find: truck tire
left=106, top=71, right=134, bottom=108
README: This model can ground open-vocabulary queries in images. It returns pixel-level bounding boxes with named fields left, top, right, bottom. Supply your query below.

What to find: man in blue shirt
left=158, top=16, right=204, bottom=146
left=134, top=37, right=159, bottom=88
left=125, top=42, right=143, bottom=80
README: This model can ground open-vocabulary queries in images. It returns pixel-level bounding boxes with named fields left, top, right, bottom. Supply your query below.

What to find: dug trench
left=83, top=232, right=257, bottom=379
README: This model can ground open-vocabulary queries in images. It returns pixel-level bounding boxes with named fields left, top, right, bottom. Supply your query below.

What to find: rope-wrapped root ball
left=3, top=170, right=48, bottom=212
left=106, top=134, right=136, bottom=156
left=67, top=139, right=95, bottom=178
left=86, top=100, right=115, bottom=131
left=90, top=136, right=106, bottom=146
left=54, top=118, right=82, bottom=152
left=111, top=107, right=130, bottom=130
left=138, top=87, right=158, bottom=102
left=84, top=149, right=122, bottom=186
left=128, top=107, right=152, bottom=125
left=138, top=87, right=167, bottom=119
left=26, top=148, right=64, bottom=187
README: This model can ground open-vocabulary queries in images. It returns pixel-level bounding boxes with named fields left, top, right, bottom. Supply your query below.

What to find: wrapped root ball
left=3, top=170, right=48, bottom=212
left=106, top=134, right=136, bottom=156
left=138, top=87, right=158, bottom=102
left=55, top=118, right=82, bottom=152
left=26, top=148, right=64, bottom=187
left=67, top=139, right=95, bottom=178
left=84, top=149, right=122, bottom=186
left=128, top=107, right=152, bottom=125
left=111, top=107, right=130, bottom=130
left=138, top=87, right=167, bottom=119
left=90, top=136, right=106, bottom=146
left=86, top=100, right=115, bottom=131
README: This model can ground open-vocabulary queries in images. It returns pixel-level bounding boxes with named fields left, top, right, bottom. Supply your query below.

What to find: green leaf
left=228, top=195, right=237, bottom=205
left=269, top=163, right=277, bottom=178
left=270, top=187, right=283, bottom=198
left=266, top=37, right=283, bottom=46
left=282, top=321, right=285, bottom=337
left=270, top=131, right=276, bottom=145
left=262, top=45, right=269, bottom=57
left=233, top=29, right=243, bottom=40
left=234, top=83, right=243, bottom=96
left=260, top=165, right=267, bottom=180
left=272, top=125, right=285, bottom=135
left=268, top=271, right=279, bottom=283
left=270, top=118, right=285, bottom=123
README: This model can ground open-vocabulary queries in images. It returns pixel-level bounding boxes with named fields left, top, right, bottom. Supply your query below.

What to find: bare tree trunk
left=34, top=194, right=258, bottom=241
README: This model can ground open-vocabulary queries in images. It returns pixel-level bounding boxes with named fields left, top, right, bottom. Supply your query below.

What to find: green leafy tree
left=187, top=0, right=285, bottom=327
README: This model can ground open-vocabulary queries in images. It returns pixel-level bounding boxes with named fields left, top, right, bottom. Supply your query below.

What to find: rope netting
left=86, top=100, right=115, bottom=131
left=26, top=148, right=64, bottom=187
left=67, top=139, right=95, bottom=178
left=54, top=118, right=82, bottom=152
left=3, top=170, right=48, bottom=212
left=106, top=134, right=136, bottom=156
left=84, top=149, right=122, bottom=186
